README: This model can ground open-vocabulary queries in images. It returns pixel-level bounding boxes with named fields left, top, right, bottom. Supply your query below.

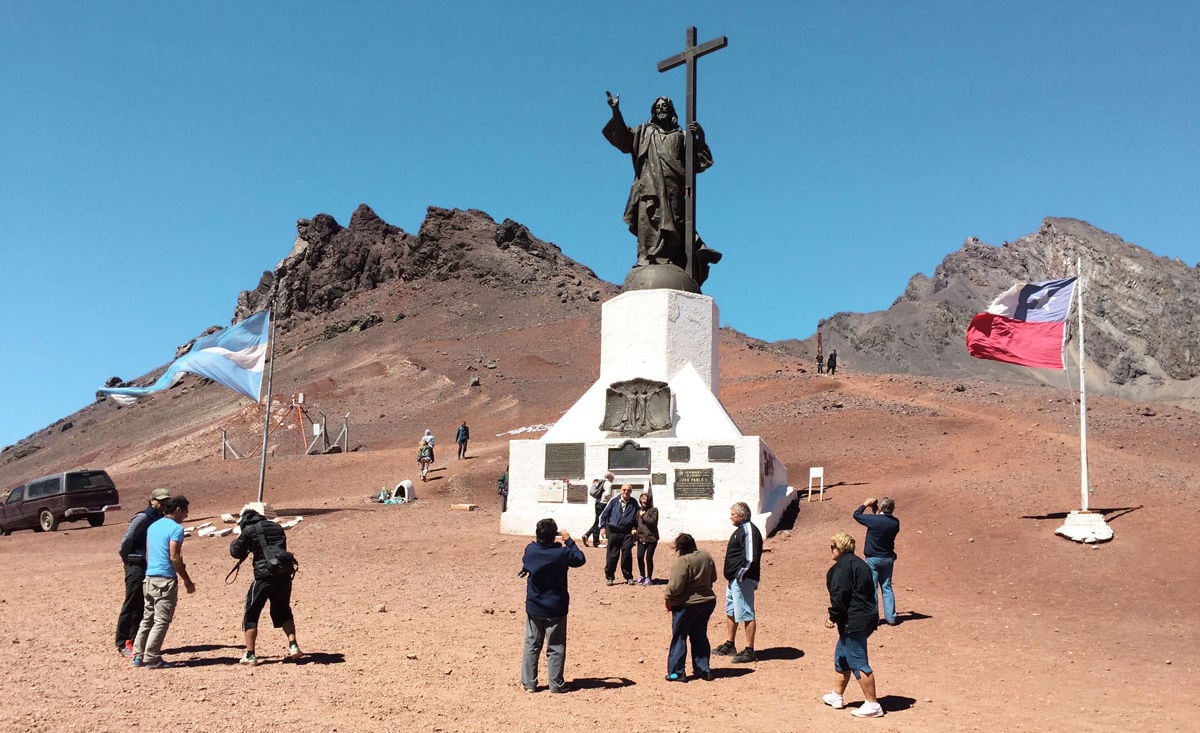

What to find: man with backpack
left=229, top=503, right=302, bottom=665
left=115, top=487, right=169, bottom=657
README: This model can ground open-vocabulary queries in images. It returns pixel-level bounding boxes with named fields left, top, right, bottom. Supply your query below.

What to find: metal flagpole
left=257, top=310, right=276, bottom=503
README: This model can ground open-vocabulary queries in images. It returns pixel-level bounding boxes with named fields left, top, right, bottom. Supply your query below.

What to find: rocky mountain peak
left=234, top=205, right=606, bottom=324
left=785, top=217, right=1200, bottom=406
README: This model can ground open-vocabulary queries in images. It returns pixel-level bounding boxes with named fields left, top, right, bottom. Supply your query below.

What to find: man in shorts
left=714, top=501, right=762, bottom=663
left=229, top=504, right=302, bottom=665
left=823, top=532, right=884, bottom=718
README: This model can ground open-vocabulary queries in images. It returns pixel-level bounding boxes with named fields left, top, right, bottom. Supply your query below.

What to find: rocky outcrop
left=233, top=204, right=607, bottom=324
left=782, top=218, right=1200, bottom=402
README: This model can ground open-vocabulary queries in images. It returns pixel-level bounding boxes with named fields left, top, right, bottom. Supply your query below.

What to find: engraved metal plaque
left=708, top=445, right=736, bottom=463
left=544, top=443, right=585, bottom=480
left=651, top=473, right=667, bottom=486
left=673, top=468, right=715, bottom=499
left=565, top=483, right=588, bottom=504
left=608, top=440, right=651, bottom=471
left=667, top=446, right=691, bottom=463
left=600, top=378, right=672, bottom=437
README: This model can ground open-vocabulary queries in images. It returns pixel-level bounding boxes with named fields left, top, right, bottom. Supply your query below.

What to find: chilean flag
left=966, top=277, right=1076, bottom=370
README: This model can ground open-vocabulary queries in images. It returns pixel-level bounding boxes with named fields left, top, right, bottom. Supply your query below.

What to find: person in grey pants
left=519, top=518, right=585, bottom=693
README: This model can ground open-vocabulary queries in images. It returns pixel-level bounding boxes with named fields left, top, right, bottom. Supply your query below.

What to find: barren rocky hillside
left=781, top=218, right=1200, bottom=408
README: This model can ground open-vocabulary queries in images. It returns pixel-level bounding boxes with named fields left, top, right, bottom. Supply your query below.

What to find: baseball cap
left=150, top=488, right=171, bottom=501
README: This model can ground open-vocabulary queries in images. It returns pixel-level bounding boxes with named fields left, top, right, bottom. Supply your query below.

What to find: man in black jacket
left=715, top=502, right=763, bottom=663
left=229, top=504, right=302, bottom=665
left=823, top=532, right=884, bottom=718
left=114, top=487, right=169, bottom=657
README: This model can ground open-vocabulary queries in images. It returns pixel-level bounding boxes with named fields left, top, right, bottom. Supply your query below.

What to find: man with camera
left=853, top=496, right=900, bottom=626
left=520, top=518, right=586, bottom=693
left=229, top=503, right=302, bottom=665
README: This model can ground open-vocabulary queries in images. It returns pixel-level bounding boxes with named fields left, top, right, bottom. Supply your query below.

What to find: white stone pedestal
left=501, top=289, right=794, bottom=541
left=1054, top=510, right=1114, bottom=543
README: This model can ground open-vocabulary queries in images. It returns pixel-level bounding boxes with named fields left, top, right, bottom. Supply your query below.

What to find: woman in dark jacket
left=635, top=492, right=660, bottom=585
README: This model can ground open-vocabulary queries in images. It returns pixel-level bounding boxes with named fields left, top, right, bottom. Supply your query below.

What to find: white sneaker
left=851, top=701, right=884, bottom=718
left=822, top=692, right=845, bottom=709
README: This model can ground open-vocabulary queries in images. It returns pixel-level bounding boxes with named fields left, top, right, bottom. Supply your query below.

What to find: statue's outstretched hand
left=689, top=121, right=705, bottom=140
left=606, top=90, right=620, bottom=110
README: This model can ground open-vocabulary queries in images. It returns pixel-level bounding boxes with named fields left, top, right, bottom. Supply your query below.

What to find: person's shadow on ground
left=754, top=646, right=804, bottom=661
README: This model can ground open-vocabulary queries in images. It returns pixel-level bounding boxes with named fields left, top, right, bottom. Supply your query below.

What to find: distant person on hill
left=418, top=438, right=434, bottom=481
left=635, top=491, right=660, bottom=585
left=520, top=518, right=586, bottom=693
left=853, top=497, right=899, bottom=626
left=420, top=429, right=436, bottom=463
left=599, top=484, right=639, bottom=585
left=827, top=349, right=838, bottom=375
left=115, top=487, right=170, bottom=658
left=498, top=469, right=509, bottom=512
left=816, top=351, right=825, bottom=374
left=455, top=420, right=470, bottom=459
left=823, top=532, right=884, bottom=718
left=663, top=532, right=717, bottom=682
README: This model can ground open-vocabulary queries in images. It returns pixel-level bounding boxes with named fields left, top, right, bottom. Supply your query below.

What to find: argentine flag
left=100, top=311, right=270, bottom=404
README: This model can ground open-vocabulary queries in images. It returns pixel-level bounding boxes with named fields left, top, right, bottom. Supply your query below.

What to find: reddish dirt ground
left=1, top=294, right=1197, bottom=732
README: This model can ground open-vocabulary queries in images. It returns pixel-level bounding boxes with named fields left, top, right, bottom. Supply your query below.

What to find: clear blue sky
left=2, top=1, right=1197, bottom=450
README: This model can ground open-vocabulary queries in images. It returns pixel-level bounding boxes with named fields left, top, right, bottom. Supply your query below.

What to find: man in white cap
left=114, top=487, right=170, bottom=657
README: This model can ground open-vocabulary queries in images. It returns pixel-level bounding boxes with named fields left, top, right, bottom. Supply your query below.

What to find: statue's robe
left=603, top=111, right=712, bottom=271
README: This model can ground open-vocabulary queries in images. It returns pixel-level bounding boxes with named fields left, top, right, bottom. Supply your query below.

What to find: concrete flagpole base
left=1054, top=510, right=1113, bottom=544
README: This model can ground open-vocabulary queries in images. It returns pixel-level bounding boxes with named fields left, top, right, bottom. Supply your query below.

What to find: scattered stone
left=376, top=604, right=387, bottom=613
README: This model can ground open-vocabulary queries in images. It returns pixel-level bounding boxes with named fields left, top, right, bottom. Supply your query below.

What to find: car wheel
left=0, top=526, right=10, bottom=536
left=39, top=509, right=59, bottom=532
left=87, top=514, right=105, bottom=528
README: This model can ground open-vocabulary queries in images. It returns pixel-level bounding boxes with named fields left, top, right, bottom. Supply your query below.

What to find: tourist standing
left=823, top=532, right=884, bottom=717
left=663, top=532, right=717, bottom=682
left=853, top=497, right=900, bottom=625
left=599, top=485, right=639, bottom=585
left=635, top=492, right=660, bottom=585
left=520, top=519, right=585, bottom=693
left=132, top=496, right=195, bottom=669
left=456, top=420, right=470, bottom=459
left=714, top=502, right=762, bottom=663
left=114, top=487, right=169, bottom=657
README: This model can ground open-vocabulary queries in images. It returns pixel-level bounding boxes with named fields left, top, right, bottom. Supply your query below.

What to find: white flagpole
left=257, top=310, right=276, bottom=503
left=1076, top=257, right=1089, bottom=511
left=1055, top=258, right=1111, bottom=542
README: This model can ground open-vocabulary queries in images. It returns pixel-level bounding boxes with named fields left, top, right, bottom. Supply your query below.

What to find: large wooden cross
left=658, top=26, right=727, bottom=284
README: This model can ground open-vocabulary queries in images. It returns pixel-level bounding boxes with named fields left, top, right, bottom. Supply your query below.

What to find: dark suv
left=0, top=470, right=122, bottom=535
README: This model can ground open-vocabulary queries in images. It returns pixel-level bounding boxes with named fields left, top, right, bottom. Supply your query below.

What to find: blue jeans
left=522, top=615, right=567, bottom=691
left=864, top=556, right=895, bottom=623
left=668, top=599, right=715, bottom=677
